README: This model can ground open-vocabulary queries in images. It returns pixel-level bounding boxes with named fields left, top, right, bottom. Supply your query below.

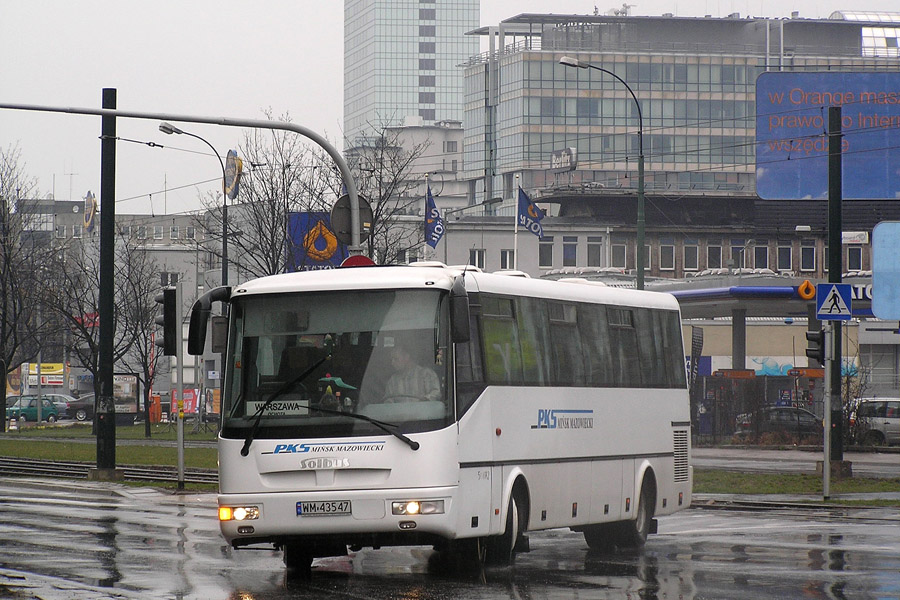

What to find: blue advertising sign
left=287, top=212, right=349, bottom=271
left=756, top=72, right=900, bottom=200
left=872, top=221, right=900, bottom=319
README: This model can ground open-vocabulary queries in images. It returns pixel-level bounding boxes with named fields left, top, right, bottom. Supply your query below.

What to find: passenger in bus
left=383, top=345, right=441, bottom=403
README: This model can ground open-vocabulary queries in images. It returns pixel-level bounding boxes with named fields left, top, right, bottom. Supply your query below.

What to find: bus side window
left=456, top=312, right=485, bottom=416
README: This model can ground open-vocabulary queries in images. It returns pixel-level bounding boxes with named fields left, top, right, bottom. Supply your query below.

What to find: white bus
left=188, top=263, right=692, bottom=573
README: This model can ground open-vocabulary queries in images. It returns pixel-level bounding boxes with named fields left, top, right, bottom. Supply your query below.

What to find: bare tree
left=0, top=144, right=54, bottom=414
left=117, top=234, right=162, bottom=437
left=196, top=110, right=337, bottom=280
left=341, top=124, right=431, bottom=262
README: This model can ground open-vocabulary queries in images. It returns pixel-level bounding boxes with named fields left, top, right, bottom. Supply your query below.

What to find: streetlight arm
left=0, top=102, right=363, bottom=253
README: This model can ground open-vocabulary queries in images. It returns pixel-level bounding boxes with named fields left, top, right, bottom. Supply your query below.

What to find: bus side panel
left=589, top=459, right=624, bottom=523
left=455, top=466, right=495, bottom=538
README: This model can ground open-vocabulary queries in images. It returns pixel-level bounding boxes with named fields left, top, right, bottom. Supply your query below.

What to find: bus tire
left=621, top=477, right=655, bottom=549
left=485, top=491, right=524, bottom=566
left=282, top=543, right=313, bottom=577
left=583, top=523, right=618, bottom=553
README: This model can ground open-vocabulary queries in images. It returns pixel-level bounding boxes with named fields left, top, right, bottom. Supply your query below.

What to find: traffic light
left=155, top=287, right=177, bottom=356
left=805, top=329, right=825, bottom=365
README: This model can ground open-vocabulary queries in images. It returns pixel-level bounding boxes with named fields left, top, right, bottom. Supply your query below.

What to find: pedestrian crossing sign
left=816, top=283, right=852, bottom=321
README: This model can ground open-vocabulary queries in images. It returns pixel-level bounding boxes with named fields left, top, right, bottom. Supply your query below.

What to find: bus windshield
left=222, top=289, right=452, bottom=438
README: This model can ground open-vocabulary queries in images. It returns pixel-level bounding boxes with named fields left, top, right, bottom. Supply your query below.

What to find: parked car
left=16, top=393, right=77, bottom=420
left=69, top=394, right=95, bottom=422
left=735, top=406, right=822, bottom=439
left=850, top=398, right=900, bottom=446
left=5, top=396, right=59, bottom=423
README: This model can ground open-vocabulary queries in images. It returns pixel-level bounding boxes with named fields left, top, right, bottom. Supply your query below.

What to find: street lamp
left=559, top=56, right=645, bottom=290
left=159, top=122, right=231, bottom=286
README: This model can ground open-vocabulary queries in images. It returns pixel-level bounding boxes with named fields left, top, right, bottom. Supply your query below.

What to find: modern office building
left=344, top=0, right=479, bottom=147
left=457, top=11, right=900, bottom=281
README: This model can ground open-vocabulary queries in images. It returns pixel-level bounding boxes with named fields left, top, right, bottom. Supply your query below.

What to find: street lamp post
left=159, top=122, right=230, bottom=286
left=560, top=56, right=645, bottom=290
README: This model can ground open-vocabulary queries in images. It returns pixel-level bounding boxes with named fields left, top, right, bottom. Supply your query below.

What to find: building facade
left=344, top=0, right=479, bottom=147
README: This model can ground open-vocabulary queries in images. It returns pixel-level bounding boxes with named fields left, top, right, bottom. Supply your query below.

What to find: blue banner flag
left=424, top=186, right=444, bottom=248
left=517, top=187, right=544, bottom=239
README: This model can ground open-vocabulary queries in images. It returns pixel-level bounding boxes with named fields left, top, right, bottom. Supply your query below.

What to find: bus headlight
left=392, top=500, right=444, bottom=516
left=219, top=506, right=260, bottom=521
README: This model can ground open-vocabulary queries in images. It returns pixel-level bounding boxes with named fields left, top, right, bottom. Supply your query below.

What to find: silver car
left=852, top=398, right=900, bottom=446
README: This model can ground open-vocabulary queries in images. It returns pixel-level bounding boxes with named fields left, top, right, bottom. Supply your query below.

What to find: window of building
left=707, top=244, right=722, bottom=269
left=539, top=236, right=553, bottom=268
left=642, top=244, right=651, bottom=271
left=611, top=239, right=627, bottom=269
left=587, top=236, right=604, bottom=267
left=683, top=239, right=699, bottom=271
left=660, top=237, right=675, bottom=271
left=119, top=225, right=131, bottom=238
left=72, top=225, right=82, bottom=239
left=419, top=25, right=435, bottom=37
left=730, top=239, right=746, bottom=268
left=170, top=226, right=179, bottom=240
left=153, top=225, right=164, bottom=240
left=419, top=108, right=435, bottom=121
left=500, top=249, right=515, bottom=270
left=419, top=92, right=435, bottom=104
left=443, top=140, right=458, bottom=153
left=56, top=225, right=66, bottom=239
left=419, top=58, right=435, bottom=70
left=419, top=75, right=435, bottom=87
left=418, top=42, right=435, bottom=54
left=754, top=240, right=768, bottom=270
left=777, top=240, right=792, bottom=271
left=185, top=226, right=195, bottom=240
left=800, top=239, right=816, bottom=272
left=160, top=272, right=179, bottom=287
left=847, top=246, right=862, bottom=271
left=137, top=225, right=147, bottom=240
left=419, top=8, right=436, bottom=19
left=563, top=236, right=578, bottom=267
left=469, top=248, right=485, bottom=270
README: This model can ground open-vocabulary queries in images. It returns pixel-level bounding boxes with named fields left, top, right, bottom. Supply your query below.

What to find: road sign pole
left=827, top=106, right=844, bottom=466
left=823, top=321, right=833, bottom=501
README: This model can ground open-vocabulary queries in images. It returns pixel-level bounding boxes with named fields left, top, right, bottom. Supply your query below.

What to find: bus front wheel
left=282, top=543, right=313, bottom=577
left=485, top=492, right=525, bottom=566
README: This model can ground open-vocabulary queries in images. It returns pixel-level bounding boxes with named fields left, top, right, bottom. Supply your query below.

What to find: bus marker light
left=625, top=498, right=631, bottom=512
left=495, top=428, right=502, bottom=436
left=495, top=508, right=500, bottom=515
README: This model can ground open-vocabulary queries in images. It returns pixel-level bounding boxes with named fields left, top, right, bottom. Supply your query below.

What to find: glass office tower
left=344, top=0, right=479, bottom=146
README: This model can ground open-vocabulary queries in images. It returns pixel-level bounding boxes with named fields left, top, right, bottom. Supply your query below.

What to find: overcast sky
left=2, top=0, right=897, bottom=215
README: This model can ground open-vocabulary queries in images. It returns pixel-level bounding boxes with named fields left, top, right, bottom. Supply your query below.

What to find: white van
left=852, top=398, right=900, bottom=446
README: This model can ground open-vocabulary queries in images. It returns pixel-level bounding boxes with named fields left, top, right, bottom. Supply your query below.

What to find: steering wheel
left=383, top=394, right=421, bottom=404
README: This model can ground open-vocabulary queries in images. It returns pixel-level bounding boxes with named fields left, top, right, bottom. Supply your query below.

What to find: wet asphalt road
left=1, top=478, right=899, bottom=599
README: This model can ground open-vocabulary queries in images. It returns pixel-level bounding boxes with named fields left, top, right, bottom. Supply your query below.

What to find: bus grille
left=673, top=430, right=689, bottom=483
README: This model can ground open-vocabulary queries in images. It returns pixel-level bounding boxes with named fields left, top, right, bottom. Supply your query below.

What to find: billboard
left=286, top=212, right=349, bottom=271
left=756, top=72, right=900, bottom=200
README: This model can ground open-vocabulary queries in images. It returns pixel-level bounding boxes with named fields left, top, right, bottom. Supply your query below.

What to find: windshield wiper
left=302, top=404, right=420, bottom=451
left=241, top=337, right=332, bottom=456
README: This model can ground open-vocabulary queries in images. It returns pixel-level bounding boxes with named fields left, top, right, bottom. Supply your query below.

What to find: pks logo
left=532, top=409, right=595, bottom=430
left=266, top=441, right=386, bottom=455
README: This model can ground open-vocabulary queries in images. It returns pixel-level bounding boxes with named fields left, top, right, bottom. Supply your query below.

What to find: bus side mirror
left=450, top=276, right=470, bottom=344
left=187, top=286, right=231, bottom=355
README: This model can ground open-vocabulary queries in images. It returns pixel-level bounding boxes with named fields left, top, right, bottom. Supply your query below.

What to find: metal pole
left=96, top=88, right=117, bottom=472
left=827, top=106, right=844, bottom=464
left=823, top=321, right=833, bottom=500
left=0, top=102, right=362, bottom=254
left=175, top=280, right=184, bottom=490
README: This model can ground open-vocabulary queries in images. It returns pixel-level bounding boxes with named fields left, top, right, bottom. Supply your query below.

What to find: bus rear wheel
left=621, top=480, right=655, bottom=548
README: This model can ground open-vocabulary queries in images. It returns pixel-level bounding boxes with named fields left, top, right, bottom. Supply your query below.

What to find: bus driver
left=383, top=344, right=441, bottom=403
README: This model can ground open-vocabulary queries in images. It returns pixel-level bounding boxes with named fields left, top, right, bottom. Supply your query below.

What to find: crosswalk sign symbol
left=816, top=283, right=852, bottom=321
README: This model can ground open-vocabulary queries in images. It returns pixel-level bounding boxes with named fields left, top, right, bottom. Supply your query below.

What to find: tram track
left=0, top=457, right=218, bottom=485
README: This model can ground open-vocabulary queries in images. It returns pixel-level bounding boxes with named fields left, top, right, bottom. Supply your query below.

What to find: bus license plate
left=297, top=500, right=351, bottom=516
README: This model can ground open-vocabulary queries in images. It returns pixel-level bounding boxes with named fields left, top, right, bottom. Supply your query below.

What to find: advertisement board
left=286, top=212, right=349, bottom=271
left=756, top=71, right=900, bottom=200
